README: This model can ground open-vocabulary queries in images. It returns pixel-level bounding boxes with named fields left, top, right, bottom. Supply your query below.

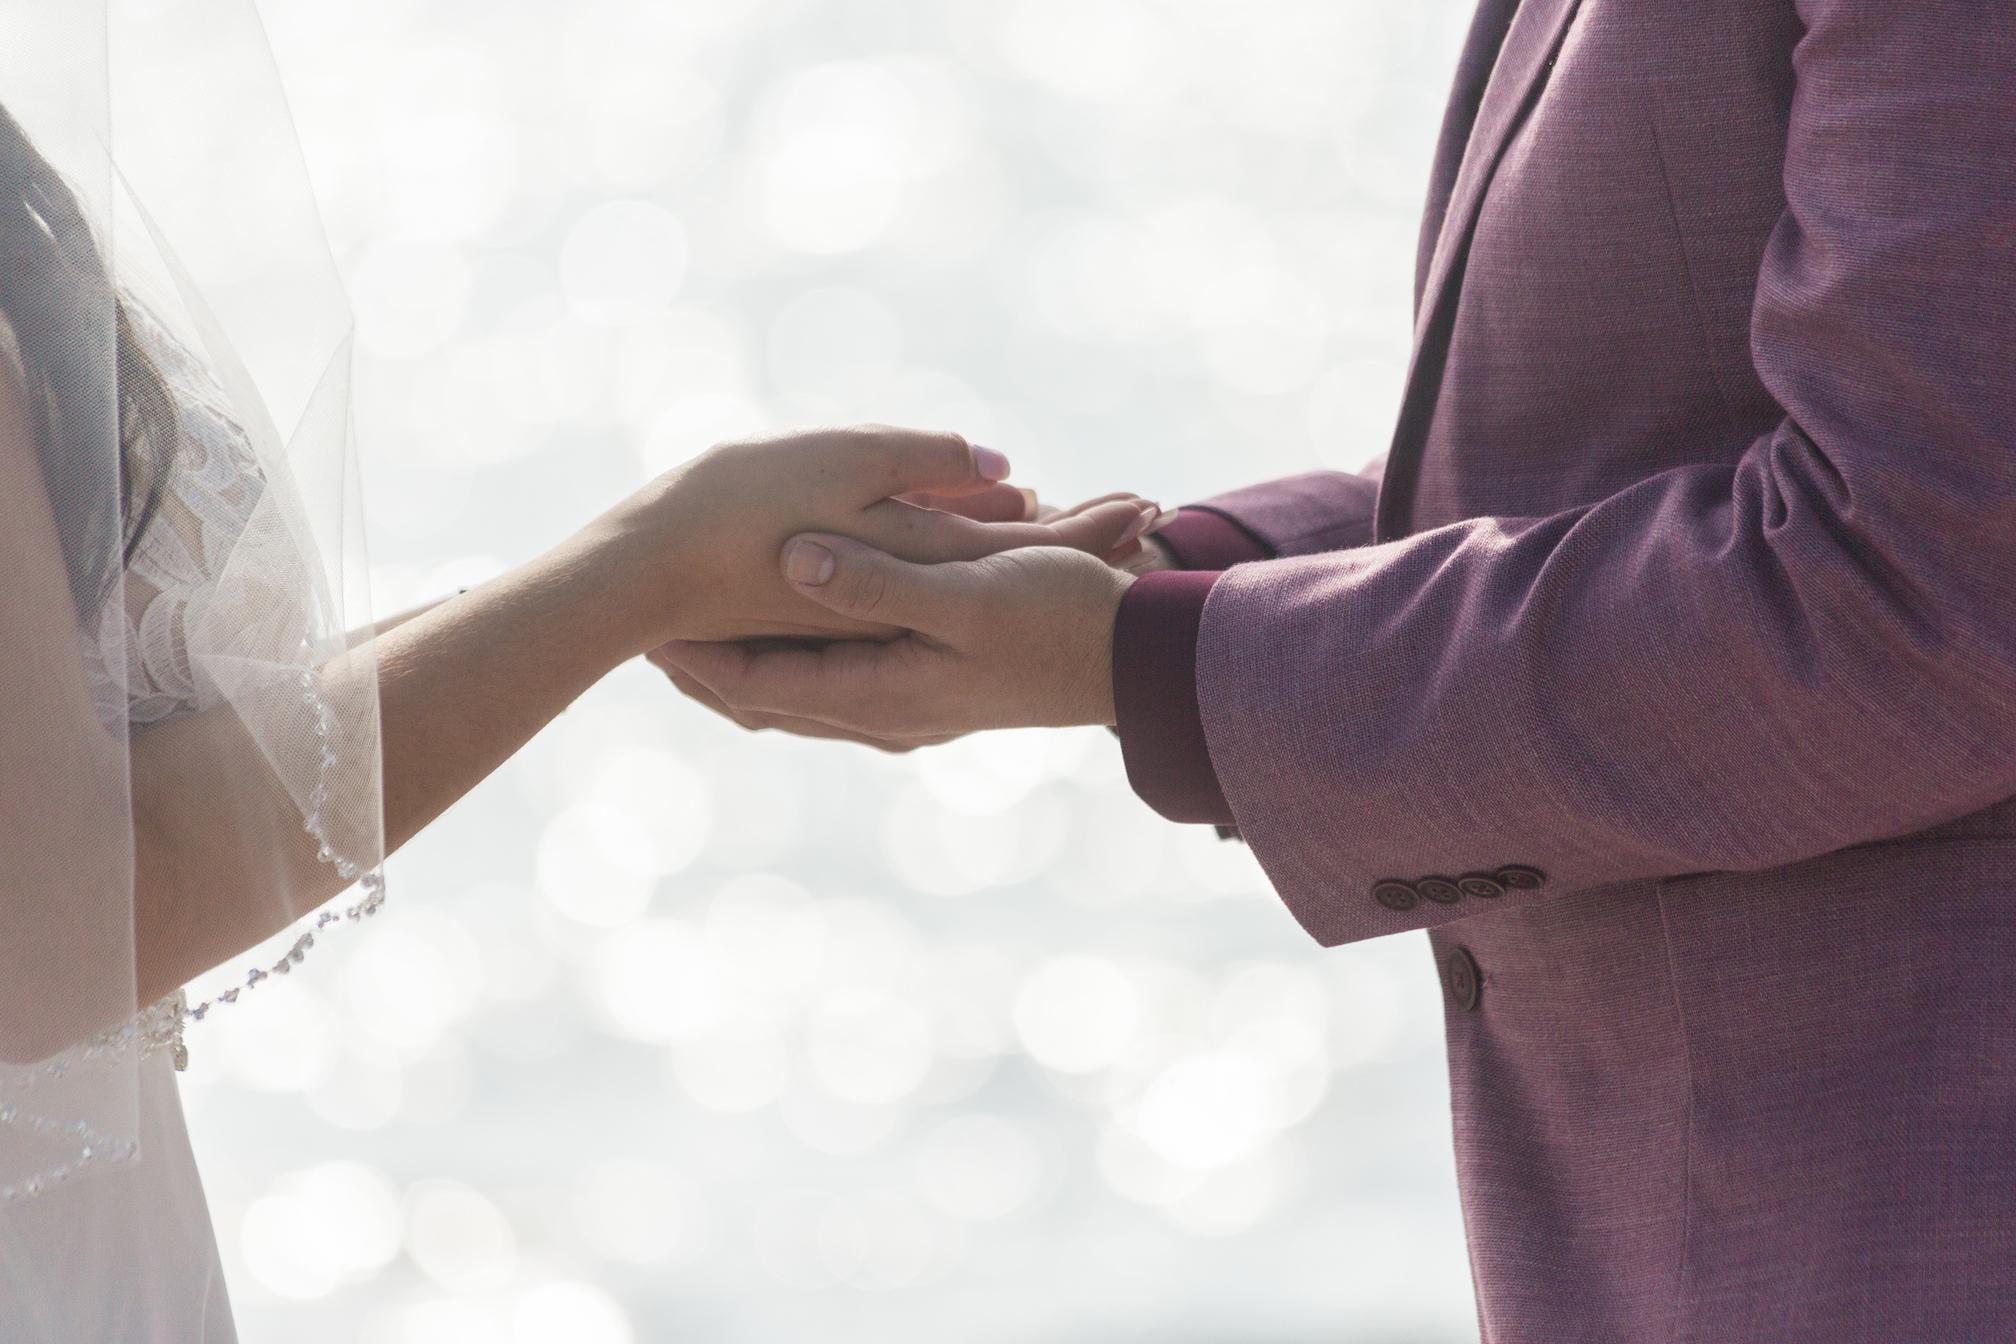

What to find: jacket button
left=1372, top=880, right=1419, bottom=911
left=1457, top=873, right=1506, bottom=900
left=1417, top=876, right=1463, bottom=905
left=1494, top=865, right=1545, bottom=891
left=1443, top=947, right=1483, bottom=1011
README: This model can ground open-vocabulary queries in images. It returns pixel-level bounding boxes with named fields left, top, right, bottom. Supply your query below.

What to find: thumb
left=781, top=533, right=971, bottom=632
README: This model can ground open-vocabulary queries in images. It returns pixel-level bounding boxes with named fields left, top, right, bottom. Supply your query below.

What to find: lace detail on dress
left=76, top=305, right=270, bottom=731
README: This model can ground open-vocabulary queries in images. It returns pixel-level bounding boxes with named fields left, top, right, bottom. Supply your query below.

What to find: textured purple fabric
left=1108, top=511, right=1269, bottom=826
left=1112, top=571, right=1231, bottom=824
left=1175, top=0, right=2016, bottom=1338
left=1148, top=508, right=1272, bottom=571
left=1108, top=469, right=1377, bottom=824
left=1172, top=471, right=1383, bottom=562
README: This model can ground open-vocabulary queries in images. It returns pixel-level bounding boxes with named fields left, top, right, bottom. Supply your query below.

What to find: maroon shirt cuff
left=1112, top=570, right=1234, bottom=825
left=1152, top=508, right=1273, bottom=570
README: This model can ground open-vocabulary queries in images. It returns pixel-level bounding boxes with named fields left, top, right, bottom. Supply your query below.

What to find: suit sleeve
left=1111, top=464, right=1387, bottom=823
left=1190, top=0, right=2016, bottom=945
left=1165, top=466, right=1385, bottom=565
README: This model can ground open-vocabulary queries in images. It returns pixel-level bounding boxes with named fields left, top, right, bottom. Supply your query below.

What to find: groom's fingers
left=651, top=654, right=941, bottom=753
left=653, top=658, right=766, bottom=733
left=659, top=636, right=919, bottom=728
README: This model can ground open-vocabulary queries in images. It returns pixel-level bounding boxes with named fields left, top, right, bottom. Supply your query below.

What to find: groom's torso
left=1379, top=3, right=2016, bottom=1341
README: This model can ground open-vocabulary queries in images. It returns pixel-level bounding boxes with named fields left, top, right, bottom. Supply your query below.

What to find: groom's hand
left=651, top=533, right=1135, bottom=743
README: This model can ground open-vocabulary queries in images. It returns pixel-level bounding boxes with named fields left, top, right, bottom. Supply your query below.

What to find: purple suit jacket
left=1113, top=0, right=2016, bottom=1338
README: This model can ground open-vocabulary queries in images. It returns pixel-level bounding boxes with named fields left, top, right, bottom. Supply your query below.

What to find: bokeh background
left=179, top=1, right=1483, bottom=1339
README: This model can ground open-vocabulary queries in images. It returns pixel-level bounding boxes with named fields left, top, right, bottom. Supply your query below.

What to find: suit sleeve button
left=1444, top=947, right=1483, bottom=1011
left=1372, top=880, right=1419, bottom=911
left=1417, top=876, right=1463, bottom=904
left=1457, top=873, right=1506, bottom=900
left=1494, top=865, right=1545, bottom=891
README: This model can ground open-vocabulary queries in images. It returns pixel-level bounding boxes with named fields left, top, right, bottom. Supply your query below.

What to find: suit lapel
left=1414, top=0, right=1524, bottom=313
left=1375, top=0, right=1586, bottom=542
left=1416, top=0, right=1584, bottom=340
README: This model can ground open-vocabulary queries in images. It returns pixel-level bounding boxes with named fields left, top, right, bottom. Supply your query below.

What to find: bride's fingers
left=1046, top=499, right=1173, bottom=554
left=897, top=483, right=1038, bottom=522
left=909, top=489, right=1143, bottom=526
left=857, top=496, right=1155, bottom=563
left=844, top=428, right=1012, bottom=503
left=1047, top=491, right=1142, bottom=521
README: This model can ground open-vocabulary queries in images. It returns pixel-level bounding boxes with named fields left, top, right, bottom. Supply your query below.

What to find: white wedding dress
left=0, top=305, right=266, bottom=1343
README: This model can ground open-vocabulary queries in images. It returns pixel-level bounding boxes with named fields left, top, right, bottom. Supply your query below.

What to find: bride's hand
left=590, top=425, right=1160, bottom=647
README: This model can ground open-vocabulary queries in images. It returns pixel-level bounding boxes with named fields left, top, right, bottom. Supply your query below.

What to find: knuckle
left=839, top=563, right=892, bottom=618
left=834, top=423, right=886, bottom=458
left=885, top=426, right=970, bottom=481
left=933, top=429, right=972, bottom=477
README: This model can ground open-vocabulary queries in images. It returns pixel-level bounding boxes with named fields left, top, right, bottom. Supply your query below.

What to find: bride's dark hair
left=0, top=99, right=175, bottom=621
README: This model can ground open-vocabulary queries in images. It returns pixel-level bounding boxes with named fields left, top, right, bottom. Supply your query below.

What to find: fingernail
left=1119, top=509, right=1155, bottom=543
left=1018, top=487, right=1040, bottom=519
left=784, top=538, right=836, bottom=586
left=1144, top=508, right=1182, bottom=535
left=973, top=445, right=1011, bottom=482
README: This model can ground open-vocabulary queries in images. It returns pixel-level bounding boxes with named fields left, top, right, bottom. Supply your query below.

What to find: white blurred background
left=182, top=1, right=1482, bottom=1339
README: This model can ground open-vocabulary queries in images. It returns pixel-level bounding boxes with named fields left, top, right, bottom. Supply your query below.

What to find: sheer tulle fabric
left=0, top=0, right=381, bottom=1318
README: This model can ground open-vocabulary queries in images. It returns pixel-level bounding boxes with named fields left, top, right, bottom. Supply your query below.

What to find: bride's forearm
left=132, top=513, right=681, bottom=1005
left=371, top=515, right=677, bottom=853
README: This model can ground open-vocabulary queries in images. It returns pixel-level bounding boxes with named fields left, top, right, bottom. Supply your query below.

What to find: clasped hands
left=616, top=424, right=1174, bottom=752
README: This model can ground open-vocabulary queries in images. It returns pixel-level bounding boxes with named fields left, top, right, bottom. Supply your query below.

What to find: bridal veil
left=1, top=0, right=381, bottom=1227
